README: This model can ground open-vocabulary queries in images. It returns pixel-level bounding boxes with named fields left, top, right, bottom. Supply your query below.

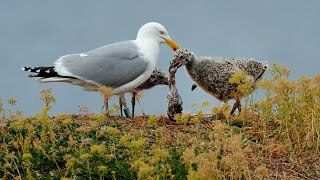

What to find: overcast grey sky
left=1, top=1, right=319, bottom=116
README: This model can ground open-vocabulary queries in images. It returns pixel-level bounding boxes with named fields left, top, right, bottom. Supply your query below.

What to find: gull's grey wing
left=55, top=41, right=148, bottom=88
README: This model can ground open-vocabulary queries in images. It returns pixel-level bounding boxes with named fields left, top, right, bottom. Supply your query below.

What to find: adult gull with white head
left=22, top=22, right=179, bottom=96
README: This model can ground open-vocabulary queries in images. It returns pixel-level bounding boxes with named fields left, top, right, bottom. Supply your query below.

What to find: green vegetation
left=0, top=64, right=319, bottom=179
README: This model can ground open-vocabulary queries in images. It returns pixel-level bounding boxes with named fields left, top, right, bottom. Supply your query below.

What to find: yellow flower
left=105, top=153, right=115, bottom=160
left=80, top=153, right=92, bottom=160
left=106, top=126, right=120, bottom=137
left=128, top=138, right=147, bottom=149
left=89, top=114, right=106, bottom=122
left=98, top=165, right=108, bottom=172
left=119, top=134, right=131, bottom=146
left=10, top=121, right=24, bottom=131
left=8, top=98, right=17, bottom=106
left=257, top=78, right=272, bottom=89
left=61, top=178, right=73, bottom=180
left=229, top=70, right=247, bottom=85
left=132, top=160, right=154, bottom=178
left=89, top=121, right=99, bottom=129
left=25, top=124, right=35, bottom=133
left=201, top=100, right=211, bottom=108
left=190, top=116, right=200, bottom=124
left=3, top=163, right=11, bottom=169
left=62, top=118, right=73, bottom=125
left=152, top=147, right=169, bottom=162
left=175, top=112, right=191, bottom=124
left=90, top=144, right=107, bottom=155
left=67, top=137, right=77, bottom=147
left=82, top=138, right=93, bottom=145
left=146, top=115, right=160, bottom=126
left=40, top=88, right=56, bottom=104
left=191, top=102, right=198, bottom=108
left=5, top=152, right=16, bottom=161
left=22, top=153, right=33, bottom=160
left=79, top=105, right=89, bottom=114
left=75, top=126, right=92, bottom=133
left=65, top=157, right=76, bottom=169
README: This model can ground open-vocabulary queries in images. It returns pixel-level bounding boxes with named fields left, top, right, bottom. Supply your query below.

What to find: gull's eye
left=159, top=31, right=165, bottom=35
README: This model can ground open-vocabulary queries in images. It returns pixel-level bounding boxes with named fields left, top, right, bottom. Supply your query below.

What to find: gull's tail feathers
left=22, top=66, right=76, bottom=83
left=21, top=66, right=99, bottom=91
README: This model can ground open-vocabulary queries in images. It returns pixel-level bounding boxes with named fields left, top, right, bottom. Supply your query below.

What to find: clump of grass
left=146, top=115, right=161, bottom=127
left=174, top=100, right=213, bottom=125
left=252, top=65, right=320, bottom=158
left=178, top=121, right=252, bottom=179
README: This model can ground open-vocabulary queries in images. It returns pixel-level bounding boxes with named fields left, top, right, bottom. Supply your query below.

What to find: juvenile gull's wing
left=54, top=40, right=149, bottom=88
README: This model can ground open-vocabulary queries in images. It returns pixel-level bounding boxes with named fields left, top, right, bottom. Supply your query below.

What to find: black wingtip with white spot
left=22, top=66, right=78, bottom=80
left=21, top=66, right=59, bottom=78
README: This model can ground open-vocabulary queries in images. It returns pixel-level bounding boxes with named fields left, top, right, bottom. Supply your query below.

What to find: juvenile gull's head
left=169, top=48, right=195, bottom=76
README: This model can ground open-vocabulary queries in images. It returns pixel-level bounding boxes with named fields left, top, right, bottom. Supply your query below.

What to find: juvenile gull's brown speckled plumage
left=167, top=72, right=183, bottom=121
left=169, top=48, right=268, bottom=114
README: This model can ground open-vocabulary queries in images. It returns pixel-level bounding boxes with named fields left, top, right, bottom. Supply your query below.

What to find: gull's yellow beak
left=163, top=38, right=180, bottom=51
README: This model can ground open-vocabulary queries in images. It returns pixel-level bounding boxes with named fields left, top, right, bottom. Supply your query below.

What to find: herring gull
left=22, top=22, right=179, bottom=108
left=169, top=48, right=268, bottom=114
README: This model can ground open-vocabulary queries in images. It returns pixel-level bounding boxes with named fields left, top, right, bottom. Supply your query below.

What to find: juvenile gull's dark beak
left=169, top=58, right=183, bottom=78
left=169, top=61, right=178, bottom=78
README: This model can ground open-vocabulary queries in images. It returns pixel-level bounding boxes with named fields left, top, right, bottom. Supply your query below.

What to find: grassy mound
left=0, top=64, right=319, bottom=179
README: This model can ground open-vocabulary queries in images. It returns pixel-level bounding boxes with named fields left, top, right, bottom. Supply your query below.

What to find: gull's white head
left=136, top=22, right=179, bottom=51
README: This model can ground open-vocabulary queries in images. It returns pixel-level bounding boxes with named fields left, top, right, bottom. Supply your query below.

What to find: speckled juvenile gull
left=22, top=22, right=179, bottom=96
left=169, top=48, right=268, bottom=114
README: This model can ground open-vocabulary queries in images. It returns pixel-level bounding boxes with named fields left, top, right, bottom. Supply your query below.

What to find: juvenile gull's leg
left=131, top=92, right=136, bottom=118
left=119, top=97, right=123, bottom=117
left=230, top=100, right=241, bottom=115
left=237, top=100, right=242, bottom=113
